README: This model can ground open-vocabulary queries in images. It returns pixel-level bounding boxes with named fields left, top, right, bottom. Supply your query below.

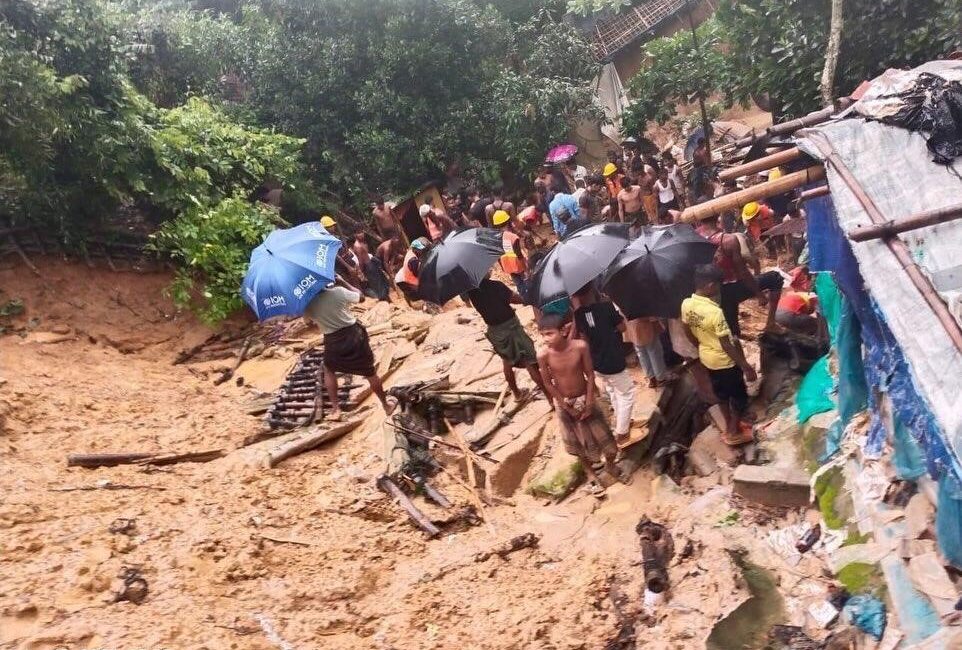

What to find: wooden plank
left=376, top=475, right=440, bottom=538
left=264, top=419, right=362, bottom=467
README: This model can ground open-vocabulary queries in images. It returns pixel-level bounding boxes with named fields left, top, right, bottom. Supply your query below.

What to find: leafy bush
left=0, top=0, right=152, bottom=234
left=143, top=97, right=306, bottom=216
left=151, top=197, right=279, bottom=323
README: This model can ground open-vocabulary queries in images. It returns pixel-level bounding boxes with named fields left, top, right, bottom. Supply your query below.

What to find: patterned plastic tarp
left=798, top=117, right=962, bottom=487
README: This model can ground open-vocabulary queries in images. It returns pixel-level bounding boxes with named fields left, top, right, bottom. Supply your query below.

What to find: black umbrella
left=417, top=227, right=503, bottom=304
left=602, top=224, right=716, bottom=319
left=527, top=223, right=630, bottom=307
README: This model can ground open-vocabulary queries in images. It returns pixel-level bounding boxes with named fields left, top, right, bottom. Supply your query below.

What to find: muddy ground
left=1, top=260, right=828, bottom=649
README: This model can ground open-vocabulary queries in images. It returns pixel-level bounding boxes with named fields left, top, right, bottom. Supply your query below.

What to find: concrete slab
left=732, top=464, right=811, bottom=508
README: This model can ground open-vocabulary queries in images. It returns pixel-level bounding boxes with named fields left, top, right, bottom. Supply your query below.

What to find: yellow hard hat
left=742, top=202, right=760, bottom=221
left=320, top=215, right=336, bottom=228
left=492, top=210, right=511, bottom=227
left=768, top=167, right=783, bottom=181
left=603, top=163, right=618, bottom=177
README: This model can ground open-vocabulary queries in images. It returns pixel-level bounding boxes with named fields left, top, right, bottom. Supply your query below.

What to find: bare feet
left=512, top=388, right=531, bottom=403
left=328, top=409, right=344, bottom=422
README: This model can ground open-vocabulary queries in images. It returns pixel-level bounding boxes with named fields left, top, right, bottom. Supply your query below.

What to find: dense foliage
left=624, top=0, right=962, bottom=128
left=144, top=98, right=305, bottom=216
left=2, top=0, right=600, bottom=322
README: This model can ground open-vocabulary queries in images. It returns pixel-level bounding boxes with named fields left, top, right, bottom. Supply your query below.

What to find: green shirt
left=304, top=286, right=360, bottom=335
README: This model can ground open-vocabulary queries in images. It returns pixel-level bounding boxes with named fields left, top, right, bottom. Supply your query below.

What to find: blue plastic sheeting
left=880, top=554, right=942, bottom=643
left=806, top=194, right=961, bottom=488
left=841, top=594, right=886, bottom=640
left=893, top=417, right=927, bottom=480
left=936, top=474, right=962, bottom=568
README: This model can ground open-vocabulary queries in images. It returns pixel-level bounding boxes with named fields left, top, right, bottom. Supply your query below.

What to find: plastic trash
left=841, top=594, right=886, bottom=640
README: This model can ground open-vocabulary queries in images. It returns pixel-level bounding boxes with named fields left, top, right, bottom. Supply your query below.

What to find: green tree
left=714, top=0, right=962, bottom=120
left=142, top=97, right=305, bottom=216
left=0, top=0, right=150, bottom=234
left=621, top=19, right=731, bottom=134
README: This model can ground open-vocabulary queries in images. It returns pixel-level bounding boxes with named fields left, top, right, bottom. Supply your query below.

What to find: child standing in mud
left=537, top=314, right=629, bottom=494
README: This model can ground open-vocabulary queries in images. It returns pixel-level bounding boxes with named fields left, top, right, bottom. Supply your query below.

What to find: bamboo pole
left=809, top=138, right=962, bottom=354
left=799, top=185, right=831, bottom=201
left=717, top=147, right=802, bottom=183
left=679, top=166, right=825, bottom=223
left=848, top=203, right=962, bottom=242
left=731, top=98, right=855, bottom=149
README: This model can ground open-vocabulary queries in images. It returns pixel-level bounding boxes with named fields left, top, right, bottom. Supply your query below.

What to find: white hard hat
left=419, top=204, right=432, bottom=217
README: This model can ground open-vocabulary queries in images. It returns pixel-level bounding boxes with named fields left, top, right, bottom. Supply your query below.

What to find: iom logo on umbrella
left=263, top=295, right=287, bottom=308
left=292, top=274, right=317, bottom=299
left=314, top=244, right=329, bottom=269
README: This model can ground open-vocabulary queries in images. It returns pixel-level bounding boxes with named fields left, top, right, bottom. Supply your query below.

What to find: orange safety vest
left=499, top=231, right=526, bottom=275
left=395, top=249, right=419, bottom=287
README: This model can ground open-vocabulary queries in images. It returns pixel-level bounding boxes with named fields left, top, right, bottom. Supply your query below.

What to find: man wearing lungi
left=465, top=275, right=550, bottom=404
left=304, top=277, right=398, bottom=419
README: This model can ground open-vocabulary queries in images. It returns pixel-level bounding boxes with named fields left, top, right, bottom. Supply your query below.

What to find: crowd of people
left=309, top=137, right=822, bottom=494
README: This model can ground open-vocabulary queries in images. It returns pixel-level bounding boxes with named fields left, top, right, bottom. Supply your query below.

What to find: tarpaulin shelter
left=794, top=60, right=962, bottom=572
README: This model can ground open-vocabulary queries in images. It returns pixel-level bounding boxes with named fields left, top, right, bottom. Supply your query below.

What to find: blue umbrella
left=241, top=222, right=342, bottom=320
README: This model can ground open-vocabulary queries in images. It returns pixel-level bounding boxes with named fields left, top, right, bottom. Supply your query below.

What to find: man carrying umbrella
left=242, top=222, right=398, bottom=420
left=570, top=283, right=635, bottom=445
left=465, top=274, right=550, bottom=404
left=304, top=276, right=398, bottom=419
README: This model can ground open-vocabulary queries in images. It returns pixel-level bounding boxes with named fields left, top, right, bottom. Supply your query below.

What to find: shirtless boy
left=537, top=314, right=629, bottom=493
left=617, top=175, right=645, bottom=225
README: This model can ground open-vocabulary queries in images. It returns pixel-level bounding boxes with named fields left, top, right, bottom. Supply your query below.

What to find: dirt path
left=1, top=261, right=812, bottom=650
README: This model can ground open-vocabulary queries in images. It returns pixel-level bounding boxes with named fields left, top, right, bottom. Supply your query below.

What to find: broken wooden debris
left=474, top=532, right=539, bottom=562
left=213, top=336, right=252, bottom=386
left=257, top=533, right=313, bottom=547
left=66, top=452, right=155, bottom=468
left=376, top=475, right=441, bottom=538
left=464, top=393, right=533, bottom=445
left=636, top=517, right=674, bottom=594
left=263, top=420, right=362, bottom=468
left=66, top=449, right=225, bottom=469
left=50, top=482, right=166, bottom=492
left=135, top=449, right=225, bottom=466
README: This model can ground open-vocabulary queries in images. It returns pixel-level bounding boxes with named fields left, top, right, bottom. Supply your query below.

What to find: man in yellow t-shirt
left=681, top=265, right=757, bottom=446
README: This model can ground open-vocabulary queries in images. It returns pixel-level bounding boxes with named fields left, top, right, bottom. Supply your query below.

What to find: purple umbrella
left=545, top=144, right=578, bottom=164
